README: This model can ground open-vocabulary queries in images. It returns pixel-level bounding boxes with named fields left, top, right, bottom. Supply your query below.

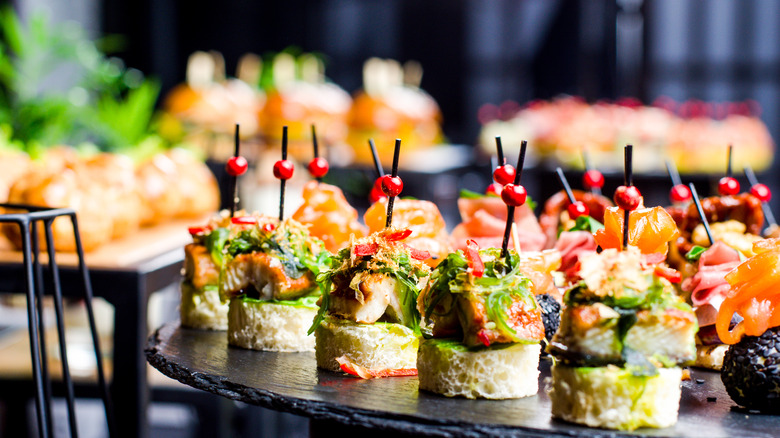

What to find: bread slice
left=417, top=339, right=540, bottom=399
left=549, top=364, right=682, bottom=431
left=315, top=316, right=418, bottom=372
left=180, top=282, right=228, bottom=331
left=227, top=296, right=318, bottom=352
left=695, top=343, right=727, bottom=370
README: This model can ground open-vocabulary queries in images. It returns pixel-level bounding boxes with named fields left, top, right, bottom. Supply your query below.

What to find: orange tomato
left=364, top=199, right=451, bottom=268
left=291, top=181, right=367, bottom=253
left=593, top=205, right=679, bottom=255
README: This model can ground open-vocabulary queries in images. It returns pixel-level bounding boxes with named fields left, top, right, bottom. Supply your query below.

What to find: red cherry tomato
left=669, top=184, right=692, bottom=203
left=751, top=183, right=771, bottom=202
left=492, top=164, right=516, bottom=186
left=231, top=216, right=257, bottom=225
left=583, top=169, right=605, bottom=190
left=381, top=175, right=404, bottom=197
left=307, top=157, right=329, bottom=178
left=718, top=177, right=740, bottom=196
left=226, top=156, right=249, bottom=177
left=614, top=185, right=642, bottom=211
left=465, top=239, right=484, bottom=277
left=187, top=226, right=207, bottom=235
left=369, top=186, right=387, bottom=203
left=500, top=183, right=527, bottom=207
left=567, top=201, right=589, bottom=219
left=485, top=182, right=503, bottom=197
left=273, top=160, right=295, bottom=180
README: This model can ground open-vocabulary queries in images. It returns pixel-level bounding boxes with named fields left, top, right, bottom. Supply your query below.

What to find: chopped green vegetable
left=568, top=215, right=604, bottom=233
left=685, top=245, right=707, bottom=262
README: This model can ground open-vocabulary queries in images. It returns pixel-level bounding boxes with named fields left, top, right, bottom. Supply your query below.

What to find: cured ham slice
left=451, top=196, right=546, bottom=252
left=681, top=242, right=741, bottom=328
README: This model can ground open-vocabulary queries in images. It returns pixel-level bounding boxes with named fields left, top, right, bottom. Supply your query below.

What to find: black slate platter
left=146, top=322, right=780, bottom=437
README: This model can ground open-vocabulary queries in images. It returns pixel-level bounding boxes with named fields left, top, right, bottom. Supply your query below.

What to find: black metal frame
left=0, top=203, right=114, bottom=438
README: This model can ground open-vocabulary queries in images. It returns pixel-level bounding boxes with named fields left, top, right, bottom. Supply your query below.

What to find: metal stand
left=0, top=204, right=114, bottom=438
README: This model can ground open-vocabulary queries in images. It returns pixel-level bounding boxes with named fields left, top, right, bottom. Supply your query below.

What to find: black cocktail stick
left=385, top=139, right=402, bottom=228
left=690, top=183, right=715, bottom=245
left=501, top=140, right=527, bottom=259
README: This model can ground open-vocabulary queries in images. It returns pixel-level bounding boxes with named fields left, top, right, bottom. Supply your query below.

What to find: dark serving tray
left=146, top=322, right=780, bottom=437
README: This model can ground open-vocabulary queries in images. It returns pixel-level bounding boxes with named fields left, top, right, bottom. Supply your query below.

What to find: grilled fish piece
left=457, top=292, right=545, bottom=348
left=329, top=272, right=411, bottom=326
left=549, top=302, right=697, bottom=366
left=221, top=252, right=316, bottom=301
left=184, top=243, right=219, bottom=289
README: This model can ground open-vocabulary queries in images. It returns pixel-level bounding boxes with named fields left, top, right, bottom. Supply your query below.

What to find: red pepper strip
left=465, top=239, right=484, bottom=277
left=477, top=330, right=491, bottom=347
left=654, top=265, right=682, bottom=283
left=354, top=243, right=378, bottom=256
left=335, top=356, right=418, bottom=379
left=262, top=223, right=276, bottom=233
left=403, top=244, right=431, bottom=260
left=187, top=226, right=206, bottom=235
left=231, top=216, right=257, bottom=225
left=385, top=229, right=413, bottom=241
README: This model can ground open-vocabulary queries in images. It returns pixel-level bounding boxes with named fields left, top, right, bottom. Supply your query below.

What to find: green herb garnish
left=685, top=245, right=707, bottom=262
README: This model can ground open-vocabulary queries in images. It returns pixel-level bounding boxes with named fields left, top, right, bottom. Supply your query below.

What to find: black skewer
left=744, top=165, right=777, bottom=226
left=665, top=159, right=683, bottom=187
left=501, top=140, right=527, bottom=259
left=690, top=183, right=715, bottom=245
left=385, top=139, right=402, bottom=228
left=556, top=167, right=577, bottom=204
left=230, top=124, right=240, bottom=217
left=279, top=126, right=288, bottom=222
left=583, top=150, right=602, bottom=196
left=368, top=139, right=385, bottom=179
left=311, top=125, right=322, bottom=183
left=726, top=144, right=733, bottom=178
left=495, top=136, right=505, bottom=165
left=622, top=145, right=633, bottom=250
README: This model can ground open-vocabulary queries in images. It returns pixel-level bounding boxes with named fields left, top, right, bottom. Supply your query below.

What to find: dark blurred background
left=93, top=0, right=780, bottom=151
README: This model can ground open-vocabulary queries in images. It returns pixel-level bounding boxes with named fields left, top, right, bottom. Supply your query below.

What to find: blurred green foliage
left=0, top=7, right=161, bottom=154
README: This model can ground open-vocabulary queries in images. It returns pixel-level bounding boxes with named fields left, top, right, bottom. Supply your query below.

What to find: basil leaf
left=568, top=215, right=604, bottom=233
left=204, top=227, right=230, bottom=267
left=526, top=195, right=537, bottom=212
left=685, top=245, right=707, bottom=262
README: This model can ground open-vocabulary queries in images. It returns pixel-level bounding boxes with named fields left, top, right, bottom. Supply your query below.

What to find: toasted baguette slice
left=180, top=282, right=228, bottom=331
left=549, top=364, right=682, bottom=431
left=695, top=343, right=727, bottom=370
left=315, top=316, right=418, bottom=372
left=550, top=303, right=697, bottom=366
left=417, top=339, right=540, bottom=399
left=227, top=296, right=317, bottom=352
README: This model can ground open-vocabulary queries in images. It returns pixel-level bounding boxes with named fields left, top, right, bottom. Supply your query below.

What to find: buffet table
left=0, top=218, right=201, bottom=438
left=146, top=322, right=780, bottom=437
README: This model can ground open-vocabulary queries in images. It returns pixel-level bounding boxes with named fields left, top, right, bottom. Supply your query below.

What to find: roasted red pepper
left=335, top=356, right=417, bottom=379
left=465, top=239, right=484, bottom=277
left=476, top=329, right=491, bottom=347
left=354, top=243, right=378, bottom=256
left=231, top=216, right=257, bottom=225
left=187, top=226, right=206, bottom=235
left=385, top=229, right=413, bottom=241
left=654, top=265, right=682, bottom=283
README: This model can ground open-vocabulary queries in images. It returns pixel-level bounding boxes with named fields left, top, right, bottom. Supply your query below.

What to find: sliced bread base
left=315, top=316, right=418, bottom=372
left=549, top=363, right=682, bottom=431
left=417, top=339, right=540, bottom=399
left=227, top=297, right=317, bottom=352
